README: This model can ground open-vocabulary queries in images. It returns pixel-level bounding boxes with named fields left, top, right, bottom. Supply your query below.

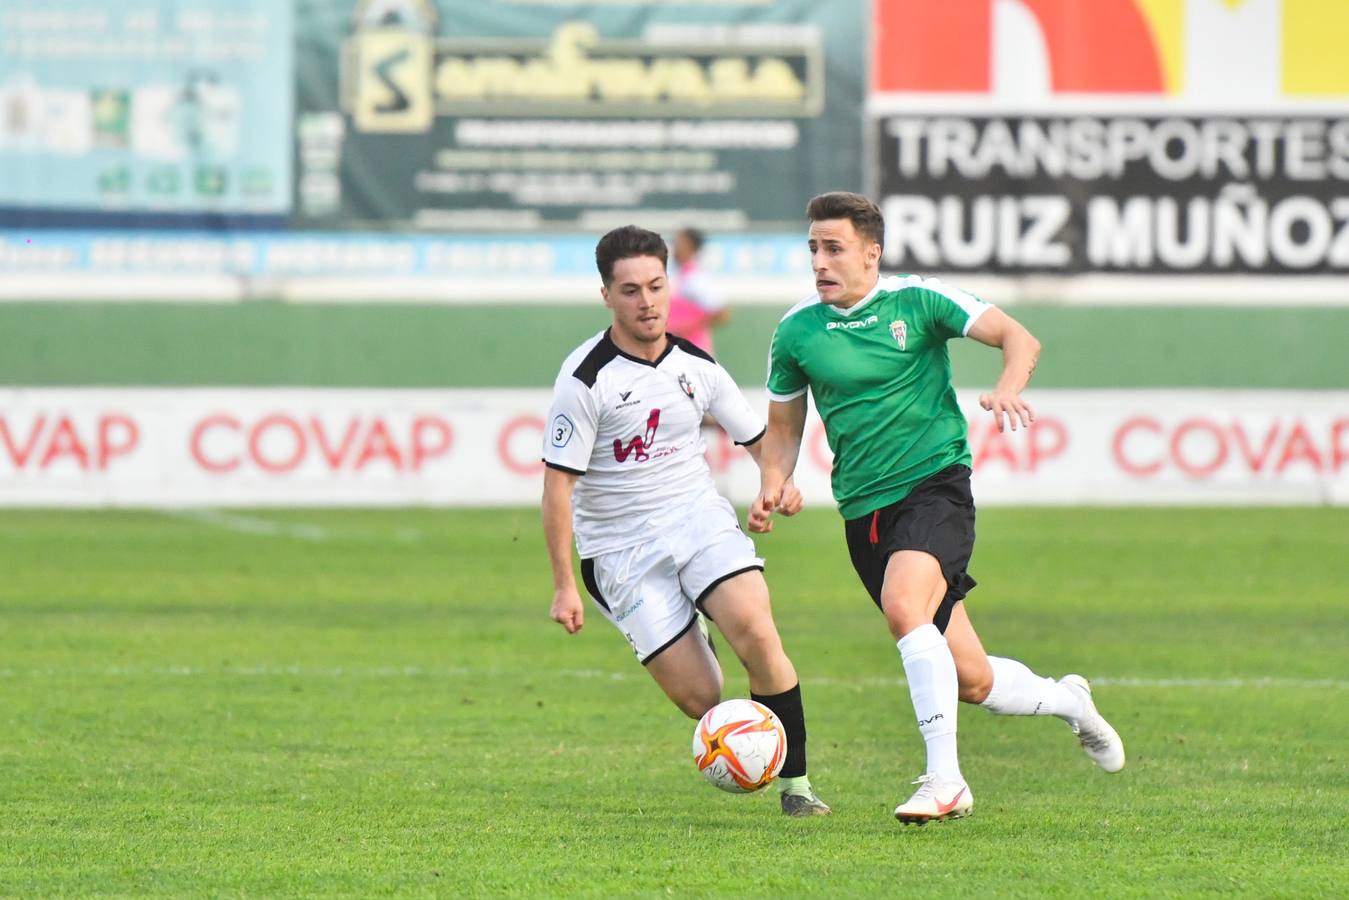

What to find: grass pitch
left=1, top=506, right=1346, bottom=897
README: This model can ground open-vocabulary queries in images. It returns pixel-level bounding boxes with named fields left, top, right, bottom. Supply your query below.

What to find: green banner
left=293, top=0, right=864, bottom=231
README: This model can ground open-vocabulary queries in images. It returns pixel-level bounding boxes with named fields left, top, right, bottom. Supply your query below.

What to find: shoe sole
left=895, top=808, right=972, bottom=826
left=782, top=807, right=832, bottom=817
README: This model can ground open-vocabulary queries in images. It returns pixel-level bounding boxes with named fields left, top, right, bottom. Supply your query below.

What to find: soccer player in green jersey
left=749, top=192, right=1125, bottom=825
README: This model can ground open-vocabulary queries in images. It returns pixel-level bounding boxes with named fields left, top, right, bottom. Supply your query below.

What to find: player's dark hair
left=678, top=227, right=705, bottom=253
left=595, top=225, right=668, bottom=285
left=806, top=192, right=885, bottom=252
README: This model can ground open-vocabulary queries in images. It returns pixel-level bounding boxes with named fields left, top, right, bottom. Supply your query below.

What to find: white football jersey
left=543, top=329, right=765, bottom=558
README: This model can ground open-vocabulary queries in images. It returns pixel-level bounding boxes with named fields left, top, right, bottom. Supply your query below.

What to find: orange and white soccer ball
left=691, top=698, right=787, bottom=793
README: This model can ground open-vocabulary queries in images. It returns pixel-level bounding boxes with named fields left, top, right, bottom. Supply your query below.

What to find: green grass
left=2, top=302, right=1348, bottom=388
left=1, top=507, right=1347, bottom=897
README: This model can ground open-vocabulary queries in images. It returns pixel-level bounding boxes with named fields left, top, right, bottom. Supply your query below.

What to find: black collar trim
left=606, top=328, right=676, bottom=368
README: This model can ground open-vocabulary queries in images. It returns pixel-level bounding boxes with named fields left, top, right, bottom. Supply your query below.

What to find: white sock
left=980, top=656, right=1085, bottom=721
left=897, top=624, right=962, bottom=781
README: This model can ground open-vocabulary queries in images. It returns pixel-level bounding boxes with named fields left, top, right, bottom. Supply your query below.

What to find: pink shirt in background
left=666, top=260, right=725, bottom=354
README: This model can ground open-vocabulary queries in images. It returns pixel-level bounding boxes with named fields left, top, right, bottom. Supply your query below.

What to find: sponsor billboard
left=0, top=230, right=810, bottom=301
left=0, top=0, right=293, bottom=219
left=2, top=388, right=1345, bottom=506
left=293, top=0, right=865, bottom=232
left=870, top=0, right=1349, bottom=279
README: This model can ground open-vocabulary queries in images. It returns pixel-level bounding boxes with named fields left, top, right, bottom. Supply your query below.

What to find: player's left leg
left=643, top=625, right=724, bottom=719
left=944, top=603, right=1126, bottom=773
left=700, top=570, right=830, bottom=816
left=580, top=545, right=726, bottom=719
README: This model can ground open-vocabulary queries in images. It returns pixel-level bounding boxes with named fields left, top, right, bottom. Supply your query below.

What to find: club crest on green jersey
left=890, top=320, right=907, bottom=350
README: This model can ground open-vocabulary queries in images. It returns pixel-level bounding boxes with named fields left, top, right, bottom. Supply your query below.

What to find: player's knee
left=881, top=593, right=932, bottom=639
left=678, top=685, right=722, bottom=719
left=733, top=620, right=783, bottom=664
left=670, top=664, right=724, bottom=719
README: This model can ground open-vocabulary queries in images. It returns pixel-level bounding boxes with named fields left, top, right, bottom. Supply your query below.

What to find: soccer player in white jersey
left=542, top=225, right=830, bottom=816
left=751, top=192, right=1125, bottom=825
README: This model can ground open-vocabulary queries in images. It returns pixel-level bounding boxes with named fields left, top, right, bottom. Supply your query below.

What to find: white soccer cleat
left=893, top=773, right=973, bottom=825
left=1060, top=674, right=1126, bottom=773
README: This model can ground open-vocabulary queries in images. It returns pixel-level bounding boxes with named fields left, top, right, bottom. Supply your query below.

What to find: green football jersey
left=766, top=274, right=991, bottom=520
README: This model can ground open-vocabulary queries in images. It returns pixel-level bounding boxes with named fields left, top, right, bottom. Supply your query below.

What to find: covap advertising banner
left=870, top=0, right=1349, bottom=277
left=293, top=0, right=865, bottom=232
left=0, top=1, right=294, bottom=220
left=1, top=388, right=1345, bottom=507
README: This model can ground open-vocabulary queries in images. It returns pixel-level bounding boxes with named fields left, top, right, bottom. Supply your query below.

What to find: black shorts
left=843, top=464, right=977, bottom=634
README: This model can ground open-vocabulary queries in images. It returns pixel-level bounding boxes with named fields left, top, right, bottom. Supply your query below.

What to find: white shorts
left=579, top=495, right=764, bottom=664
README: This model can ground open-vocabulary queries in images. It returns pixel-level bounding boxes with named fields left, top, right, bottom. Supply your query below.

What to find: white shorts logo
left=550, top=414, right=575, bottom=447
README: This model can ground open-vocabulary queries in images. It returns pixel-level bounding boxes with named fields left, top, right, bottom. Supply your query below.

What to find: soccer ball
left=691, top=698, right=786, bottom=793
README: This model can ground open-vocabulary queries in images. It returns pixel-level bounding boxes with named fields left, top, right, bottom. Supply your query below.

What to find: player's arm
left=749, top=394, right=808, bottom=533
left=966, top=306, right=1041, bottom=432
left=703, top=365, right=804, bottom=525
left=541, top=371, right=598, bottom=633
left=741, top=437, right=803, bottom=520
left=541, top=465, right=584, bottom=634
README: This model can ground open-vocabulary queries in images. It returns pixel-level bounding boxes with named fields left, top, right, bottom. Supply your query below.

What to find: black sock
left=752, top=682, right=807, bottom=778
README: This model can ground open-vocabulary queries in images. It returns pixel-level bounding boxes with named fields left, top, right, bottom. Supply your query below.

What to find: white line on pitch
left=160, top=508, right=331, bottom=541
left=0, top=666, right=1343, bottom=690
left=807, top=674, right=1349, bottom=691
left=156, top=509, right=424, bottom=543
left=563, top=670, right=1349, bottom=691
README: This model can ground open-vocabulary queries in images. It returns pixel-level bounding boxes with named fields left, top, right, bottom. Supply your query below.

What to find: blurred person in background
left=666, top=227, right=729, bottom=355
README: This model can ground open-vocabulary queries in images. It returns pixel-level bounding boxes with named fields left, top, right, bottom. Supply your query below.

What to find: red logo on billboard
left=874, top=0, right=1167, bottom=94
left=613, top=409, right=661, bottom=462
left=0, top=413, right=139, bottom=470
left=189, top=414, right=453, bottom=475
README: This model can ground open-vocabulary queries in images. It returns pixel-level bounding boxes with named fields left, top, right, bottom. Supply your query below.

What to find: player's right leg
left=878, top=552, right=972, bottom=824
left=579, top=545, right=723, bottom=719
left=844, top=465, right=980, bottom=823
left=944, top=604, right=1126, bottom=773
left=643, top=626, right=723, bottom=719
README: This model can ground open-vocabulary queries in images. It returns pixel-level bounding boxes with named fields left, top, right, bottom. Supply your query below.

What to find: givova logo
left=826, top=314, right=879, bottom=330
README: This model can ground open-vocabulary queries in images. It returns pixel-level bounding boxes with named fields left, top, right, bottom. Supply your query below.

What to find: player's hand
left=748, top=486, right=780, bottom=533
left=550, top=585, right=584, bottom=634
left=776, top=480, right=804, bottom=517
left=979, top=390, right=1035, bottom=432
